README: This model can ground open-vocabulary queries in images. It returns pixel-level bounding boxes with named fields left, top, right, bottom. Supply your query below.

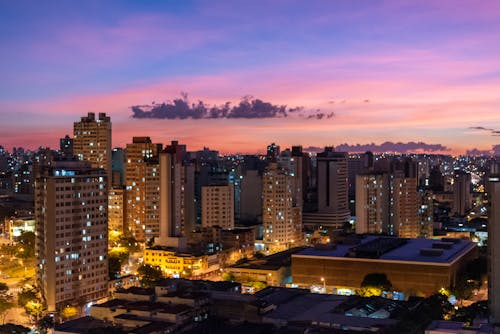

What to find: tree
left=137, top=264, right=163, bottom=288
left=221, top=272, right=235, bottom=281
left=452, top=276, right=476, bottom=305
left=358, top=273, right=392, bottom=296
left=0, top=299, right=14, bottom=325
left=60, top=306, right=78, bottom=320
left=17, top=288, right=37, bottom=308
left=361, top=273, right=392, bottom=291
left=15, top=231, right=35, bottom=258
left=25, top=300, right=45, bottom=321
left=452, top=301, right=488, bottom=326
left=108, top=255, right=123, bottom=280
left=423, top=293, right=454, bottom=321
left=0, top=283, right=8, bottom=295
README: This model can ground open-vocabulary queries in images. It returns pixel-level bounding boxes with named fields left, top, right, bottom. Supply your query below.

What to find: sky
left=1, top=0, right=500, bottom=155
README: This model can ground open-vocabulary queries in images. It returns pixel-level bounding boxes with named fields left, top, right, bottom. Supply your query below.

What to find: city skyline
left=2, top=1, right=500, bottom=154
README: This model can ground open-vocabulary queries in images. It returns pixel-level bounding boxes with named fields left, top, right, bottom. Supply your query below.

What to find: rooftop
left=55, top=316, right=110, bottom=333
left=231, top=247, right=306, bottom=270
left=295, top=236, right=476, bottom=264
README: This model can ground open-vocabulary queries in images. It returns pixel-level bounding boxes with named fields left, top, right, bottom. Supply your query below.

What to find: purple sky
left=1, top=0, right=500, bottom=154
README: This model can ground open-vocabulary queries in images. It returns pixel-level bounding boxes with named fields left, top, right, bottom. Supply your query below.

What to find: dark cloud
left=469, top=126, right=500, bottom=137
left=304, top=142, right=450, bottom=154
left=131, top=94, right=327, bottom=120
left=466, top=148, right=492, bottom=156
left=306, top=112, right=334, bottom=120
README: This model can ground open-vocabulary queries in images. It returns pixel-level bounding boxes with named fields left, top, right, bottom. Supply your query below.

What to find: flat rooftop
left=55, top=316, right=110, bottom=333
left=295, top=236, right=476, bottom=264
left=231, top=247, right=306, bottom=270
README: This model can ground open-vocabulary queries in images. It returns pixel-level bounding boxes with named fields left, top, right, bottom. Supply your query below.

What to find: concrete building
left=418, top=189, right=434, bottom=238
left=262, top=163, right=302, bottom=253
left=108, top=187, right=125, bottom=233
left=35, top=160, right=108, bottom=312
left=292, top=236, right=477, bottom=297
left=143, top=247, right=215, bottom=278
left=391, top=173, right=420, bottom=238
left=240, top=169, right=262, bottom=222
left=488, top=162, right=500, bottom=329
left=453, top=170, right=472, bottom=216
left=3, top=216, right=35, bottom=240
left=154, top=142, right=195, bottom=249
left=73, top=112, right=112, bottom=184
left=224, top=248, right=303, bottom=287
left=125, top=137, right=162, bottom=242
left=355, top=172, right=390, bottom=234
left=201, top=184, right=234, bottom=229
left=316, top=148, right=350, bottom=227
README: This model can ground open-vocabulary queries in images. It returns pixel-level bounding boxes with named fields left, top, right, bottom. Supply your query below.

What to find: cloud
left=131, top=94, right=327, bottom=120
left=304, top=141, right=450, bottom=154
left=469, top=126, right=500, bottom=137
left=466, top=148, right=492, bottom=156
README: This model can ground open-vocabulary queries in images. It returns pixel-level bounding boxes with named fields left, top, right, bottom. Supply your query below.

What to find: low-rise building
left=292, top=236, right=477, bottom=296
left=3, top=216, right=35, bottom=240
left=225, top=248, right=305, bottom=287
left=143, top=246, right=220, bottom=278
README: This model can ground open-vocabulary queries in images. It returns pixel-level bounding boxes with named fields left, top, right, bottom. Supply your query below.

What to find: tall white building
left=263, top=163, right=302, bottom=252
left=35, top=160, right=108, bottom=313
left=202, top=184, right=234, bottom=230
left=155, top=143, right=194, bottom=250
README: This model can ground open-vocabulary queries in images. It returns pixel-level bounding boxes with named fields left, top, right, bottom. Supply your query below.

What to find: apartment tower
left=35, top=160, right=108, bottom=313
left=73, top=112, right=112, bottom=183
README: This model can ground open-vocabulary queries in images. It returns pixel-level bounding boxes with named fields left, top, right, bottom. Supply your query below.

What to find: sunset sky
left=1, top=0, right=500, bottom=155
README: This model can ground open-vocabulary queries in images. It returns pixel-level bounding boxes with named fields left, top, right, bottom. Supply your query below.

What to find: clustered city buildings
left=0, top=112, right=499, bottom=333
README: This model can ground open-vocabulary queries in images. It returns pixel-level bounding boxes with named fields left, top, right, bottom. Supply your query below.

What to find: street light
left=321, top=277, right=326, bottom=293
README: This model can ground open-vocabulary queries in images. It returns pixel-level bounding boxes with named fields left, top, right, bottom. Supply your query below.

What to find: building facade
left=35, top=160, right=108, bottom=312
left=262, top=163, right=302, bottom=253
left=124, top=137, right=162, bottom=242
left=316, top=148, right=350, bottom=226
left=73, top=112, right=112, bottom=184
left=488, top=163, right=500, bottom=327
left=108, top=187, right=125, bottom=233
left=355, top=173, right=390, bottom=234
left=201, top=184, right=234, bottom=229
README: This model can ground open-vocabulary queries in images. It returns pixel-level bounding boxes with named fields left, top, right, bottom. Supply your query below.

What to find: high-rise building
left=355, top=172, right=390, bottom=234
left=108, top=187, right=125, bottom=233
left=266, top=143, right=280, bottom=162
left=73, top=112, right=112, bottom=183
left=418, top=189, right=434, bottom=238
left=124, top=137, right=162, bottom=242
left=59, top=135, right=74, bottom=158
left=316, top=148, right=350, bottom=226
left=488, top=162, right=500, bottom=327
left=356, top=158, right=428, bottom=239
left=155, top=142, right=194, bottom=249
left=111, top=148, right=125, bottom=188
left=453, top=170, right=471, bottom=216
left=35, top=160, right=108, bottom=313
left=240, top=170, right=262, bottom=222
left=201, top=184, right=234, bottom=229
left=262, top=163, right=302, bottom=252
